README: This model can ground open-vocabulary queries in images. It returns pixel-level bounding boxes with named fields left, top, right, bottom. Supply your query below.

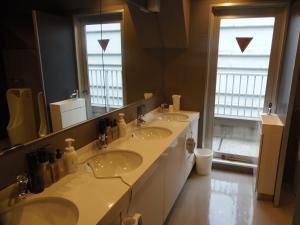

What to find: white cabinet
left=164, top=119, right=197, bottom=220
left=128, top=117, right=198, bottom=224
left=164, top=136, right=186, bottom=220
left=256, top=114, right=284, bottom=197
left=129, top=159, right=164, bottom=225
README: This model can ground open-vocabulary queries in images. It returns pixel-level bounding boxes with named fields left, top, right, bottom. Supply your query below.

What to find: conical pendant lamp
left=236, top=37, right=253, bottom=53
left=98, top=39, right=109, bottom=51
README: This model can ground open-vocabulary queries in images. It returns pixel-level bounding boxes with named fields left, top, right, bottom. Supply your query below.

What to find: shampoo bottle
left=112, top=119, right=119, bottom=140
left=64, top=138, right=78, bottom=174
left=49, top=152, right=59, bottom=183
left=38, top=150, right=52, bottom=187
left=56, top=149, right=65, bottom=178
left=105, top=118, right=113, bottom=143
left=26, top=152, right=44, bottom=194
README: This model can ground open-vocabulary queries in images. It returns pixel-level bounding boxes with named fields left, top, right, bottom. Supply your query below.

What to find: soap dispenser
left=64, top=138, right=78, bottom=174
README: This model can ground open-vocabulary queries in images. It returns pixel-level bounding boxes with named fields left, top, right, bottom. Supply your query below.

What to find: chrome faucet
left=98, top=133, right=108, bottom=149
left=97, top=119, right=108, bottom=149
left=160, top=103, right=169, bottom=113
left=137, top=104, right=146, bottom=127
left=16, top=174, right=29, bottom=200
left=268, top=102, right=272, bottom=115
left=70, top=89, right=79, bottom=99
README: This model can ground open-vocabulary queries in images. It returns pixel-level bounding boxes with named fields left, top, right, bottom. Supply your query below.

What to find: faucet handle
left=70, top=89, right=79, bottom=99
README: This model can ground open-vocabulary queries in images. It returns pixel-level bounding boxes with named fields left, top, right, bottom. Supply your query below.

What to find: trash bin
left=195, top=148, right=213, bottom=175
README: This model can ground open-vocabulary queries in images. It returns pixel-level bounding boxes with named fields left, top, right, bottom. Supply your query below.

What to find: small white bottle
left=64, top=138, right=78, bottom=174
left=118, top=113, right=127, bottom=137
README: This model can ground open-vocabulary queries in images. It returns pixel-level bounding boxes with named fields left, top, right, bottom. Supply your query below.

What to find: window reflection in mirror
left=0, top=9, right=151, bottom=153
left=81, top=21, right=124, bottom=118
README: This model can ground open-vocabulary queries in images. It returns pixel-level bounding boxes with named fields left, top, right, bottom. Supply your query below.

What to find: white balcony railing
left=215, top=72, right=267, bottom=119
left=88, top=69, right=123, bottom=108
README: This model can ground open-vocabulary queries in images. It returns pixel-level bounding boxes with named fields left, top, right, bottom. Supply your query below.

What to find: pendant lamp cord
left=99, top=0, right=109, bottom=112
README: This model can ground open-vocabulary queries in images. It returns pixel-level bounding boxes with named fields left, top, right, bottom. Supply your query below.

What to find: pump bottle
left=64, top=138, right=78, bottom=174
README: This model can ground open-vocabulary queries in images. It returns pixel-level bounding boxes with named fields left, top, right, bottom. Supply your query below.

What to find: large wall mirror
left=0, top=3, right=164, bottom=152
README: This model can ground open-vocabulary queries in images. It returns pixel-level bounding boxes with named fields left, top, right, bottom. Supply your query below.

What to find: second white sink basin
left=0, top=197, right=79, bottom=225
left=133, top=127, right=172, bottom=140
left=159, top=113, right=189, bottom=121
left=87, top=150, right=143, bottom=178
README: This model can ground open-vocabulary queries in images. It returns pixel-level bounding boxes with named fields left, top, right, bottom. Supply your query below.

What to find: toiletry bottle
left=105, top=118, right=112, bottom=143
left=98, top=119, right=107, bottom=148
left=112, top=119, right=119, bottom=140
left=118, top=113, right=127, bottom=137
left=110, top=120, right=115, bottom=141
left=26, top=152, right=44, bottom=194
left=64, top=138, right=78, bottom=174
left=56, top=149, right=65, bottom=178
left=38, top=150, right=52, bottom=187
left=49, top=152, right=59, bottom=183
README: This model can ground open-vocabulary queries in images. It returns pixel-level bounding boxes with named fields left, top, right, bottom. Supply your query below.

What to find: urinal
left=6, top=88, right=37, bottom=146
left=37, top=92, right=48, bottom=137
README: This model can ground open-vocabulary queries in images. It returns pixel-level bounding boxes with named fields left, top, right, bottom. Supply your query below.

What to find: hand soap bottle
left=118, top=113, right=127, bottom=137
left=64, top=138, right=78, bottom=174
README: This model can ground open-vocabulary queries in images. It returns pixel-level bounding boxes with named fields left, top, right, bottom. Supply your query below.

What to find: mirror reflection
left=0, top=8, right=157, bottom=152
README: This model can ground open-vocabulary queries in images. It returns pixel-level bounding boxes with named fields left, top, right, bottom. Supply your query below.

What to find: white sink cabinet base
left=128, top=117, right=198, bottom=225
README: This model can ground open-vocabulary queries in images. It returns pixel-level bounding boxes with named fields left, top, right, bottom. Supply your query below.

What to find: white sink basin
left=0, top=197, right=79, bottom=225
left=87, top=150, right=143, bottom=178
left=133, top=127, right=172, bottom=140
left=158, top=113, right=189, bottom=121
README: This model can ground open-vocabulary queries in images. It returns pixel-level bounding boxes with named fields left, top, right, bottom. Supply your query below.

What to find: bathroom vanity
left=0, top=109, right=199, bottom=225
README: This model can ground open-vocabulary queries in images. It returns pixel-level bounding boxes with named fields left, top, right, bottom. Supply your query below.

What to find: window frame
left=203, top=2, right=289, bottom=149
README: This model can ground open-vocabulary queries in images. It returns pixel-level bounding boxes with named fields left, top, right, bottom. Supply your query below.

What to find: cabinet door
left=130, top=160, right=164, bottom=225
left=164, top=132, right=187, bottom=220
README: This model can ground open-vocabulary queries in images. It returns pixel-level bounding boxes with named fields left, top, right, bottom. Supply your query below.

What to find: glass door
left=212, top=17, right=275, bottom=163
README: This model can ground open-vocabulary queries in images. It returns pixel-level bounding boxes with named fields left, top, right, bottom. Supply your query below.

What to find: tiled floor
left=213, top=137, right=259, bottom=158
left=165, top=170, right=295, bottom=225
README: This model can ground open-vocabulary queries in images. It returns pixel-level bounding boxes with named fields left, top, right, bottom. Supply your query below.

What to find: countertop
left=0, top=109, right=199, bottom=225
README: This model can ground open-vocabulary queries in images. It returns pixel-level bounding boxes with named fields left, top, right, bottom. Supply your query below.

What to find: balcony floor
left=213, top=136, right=259, bottom=158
